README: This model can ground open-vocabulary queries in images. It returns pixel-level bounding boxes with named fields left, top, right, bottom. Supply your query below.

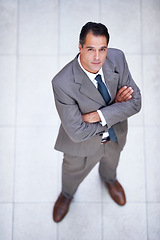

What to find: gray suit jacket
left=52, top=48, right=141, bottom=157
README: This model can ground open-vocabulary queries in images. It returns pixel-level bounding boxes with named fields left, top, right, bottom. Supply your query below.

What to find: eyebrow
left=86, top=46, right=107, bottom=49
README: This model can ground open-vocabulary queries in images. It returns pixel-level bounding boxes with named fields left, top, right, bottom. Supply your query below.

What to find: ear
left=79, top=42, right=82, bottom=52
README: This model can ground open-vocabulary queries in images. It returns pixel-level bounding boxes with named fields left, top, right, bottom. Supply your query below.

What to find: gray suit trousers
left=62, top=141, right=122, bottom=198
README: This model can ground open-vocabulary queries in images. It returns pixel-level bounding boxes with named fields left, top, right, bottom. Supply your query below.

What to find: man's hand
left=114, top=86, right=133, bottom=103
left=82, top=111, right=101, bottom=123
left=82, top=86, right=134, bottom=123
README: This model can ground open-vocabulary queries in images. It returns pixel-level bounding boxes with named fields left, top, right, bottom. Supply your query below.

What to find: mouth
left=91, top=62, right=101, bottom=65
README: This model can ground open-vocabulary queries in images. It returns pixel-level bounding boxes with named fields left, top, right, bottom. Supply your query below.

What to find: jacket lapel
left=79, top=77, right=106, bottom=106
left=102, top=58, right=119, bottom=104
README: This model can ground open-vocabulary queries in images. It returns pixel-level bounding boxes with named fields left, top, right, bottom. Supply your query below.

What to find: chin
left=87, top=65, right=101, bottom=73
left=93, top=68, right=101, bottom=73
left=90, top=65, right=102, bottom=73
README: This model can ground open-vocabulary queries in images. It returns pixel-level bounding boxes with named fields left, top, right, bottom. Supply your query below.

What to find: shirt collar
left=78, top=55, right=103, bottom=81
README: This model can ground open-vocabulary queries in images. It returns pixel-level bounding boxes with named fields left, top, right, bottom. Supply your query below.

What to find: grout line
left=56, top=152, right=61, bottom=240
left=1, top=124, right=160, bottom=128
left=1, top=53, right=160, bottom=57
left=0, top=125, right=60, bottom=128
left=0, top=54, right=58, bottom=57
left=11, top=0, right=20, bottom=239
left=100, top=181, right=104, bottom=240
left=99, top=0, right=102, bottom=22
left=1, top=200, right=159, bottom=205
left=99, top=0, right=104, bottom=237
left=140, top=0, right=149, bottom=239
left=57, top=0, right=61, bottom=73
left=56, top=0, right=61, bottom=239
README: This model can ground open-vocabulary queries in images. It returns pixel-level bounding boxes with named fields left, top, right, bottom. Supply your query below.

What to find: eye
left=88, top=48, right=93, bottom=51
left=100, top=48, right=106, bottom=51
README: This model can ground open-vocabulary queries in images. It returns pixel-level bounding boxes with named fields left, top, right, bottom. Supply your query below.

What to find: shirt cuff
left=97, top=110, right=107, bottom=126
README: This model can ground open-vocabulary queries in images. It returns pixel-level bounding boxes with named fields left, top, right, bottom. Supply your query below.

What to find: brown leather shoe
left=53, top=193, right=72, bottom=223
left=105, top=180, right=126, bottom=206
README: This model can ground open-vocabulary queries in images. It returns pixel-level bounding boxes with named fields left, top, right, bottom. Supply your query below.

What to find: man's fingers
left=122, top=87, right=133, bottom=99
left=115, top=86, right=134, bottom=103
left=119, top=87, right=133, bottom=99
left=116, top=86, right=128, bottom=97
left=124, top=94, right=132, bottom=101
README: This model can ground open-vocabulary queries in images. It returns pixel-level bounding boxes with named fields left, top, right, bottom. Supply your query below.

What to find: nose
left=94, top=50, right=99, bottom=60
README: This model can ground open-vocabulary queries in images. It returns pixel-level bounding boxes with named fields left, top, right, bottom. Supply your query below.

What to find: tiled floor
left=0, top=0, right=160, bottom=239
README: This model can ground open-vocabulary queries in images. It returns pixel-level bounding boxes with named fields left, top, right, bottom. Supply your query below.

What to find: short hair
left=79, top=22, right=110, bottom=47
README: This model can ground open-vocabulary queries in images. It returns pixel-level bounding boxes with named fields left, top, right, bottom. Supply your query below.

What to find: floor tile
left=0, top=204, right=12, bottom=240
left=145, top=127, right=160, bottom=202
left=101, top=0, right=141, bottom=53
left=103, top=203, right=147, bottom=240
left=148, top=203, right=160, bottom=240
left=128, top=110, right=144, bottom=128
left=142, top=0, right=160, bottom=54
left=59, top=55, right=75, bottom=71
left=18, top=0, right=58, bottom=54
left=58, top=202, right=102, bottom=240
left=125, top=54, right=142, bottom=91
left=0, top=128, right=14, bottom=202
left=56, top=152, right=63, bottom=197
left=143, top=55, right=160, bottom=126
left=13, top=203, right=57, bottom=240
left=125, top=54, right=143, bottom=126
left=0, top=0, right=17, bottom=54
left=0, top=56, right=16, bottom=125
left=118, top=126, right=146, bottom=202
left=102, top=126, right=146, bottom=203
left=15, top=127, right=58, bottom=202
left=16, top=56, right=59, bottom=126
left=59, top=0, right=99, bottom=55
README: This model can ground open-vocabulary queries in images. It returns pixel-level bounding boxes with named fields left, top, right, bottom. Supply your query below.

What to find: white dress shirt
left=78, top=55, right=109, bottom=138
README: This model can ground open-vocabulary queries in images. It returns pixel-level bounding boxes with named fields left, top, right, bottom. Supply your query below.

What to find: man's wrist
left=82, top=111, right=101, bottom=123
left=97, top=110, right=107, bottom=126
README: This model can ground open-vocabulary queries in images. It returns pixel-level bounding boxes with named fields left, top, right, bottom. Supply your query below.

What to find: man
left=51, top=22, right=141, bottom=223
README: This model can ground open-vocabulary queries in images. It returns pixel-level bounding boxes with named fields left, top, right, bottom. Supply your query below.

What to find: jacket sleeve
left=100, top=51, right=141, bottom=129
left=52, top=81, right=106, bottom=143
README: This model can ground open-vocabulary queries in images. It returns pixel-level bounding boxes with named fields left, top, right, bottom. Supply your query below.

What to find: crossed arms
left=82, top=86, right=133, bottom=123
left=53, top=80, right=141, bottom=143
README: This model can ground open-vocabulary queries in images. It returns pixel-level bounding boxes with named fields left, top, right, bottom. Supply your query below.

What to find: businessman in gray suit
left=52, top=22, right=141, bottom=222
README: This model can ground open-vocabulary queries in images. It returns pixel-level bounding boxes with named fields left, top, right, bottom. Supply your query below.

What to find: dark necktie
left=95, top=74, right=117, bottom=142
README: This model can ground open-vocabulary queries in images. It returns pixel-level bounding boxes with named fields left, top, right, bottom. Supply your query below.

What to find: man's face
left=79, top=32, right=108, bottom=74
